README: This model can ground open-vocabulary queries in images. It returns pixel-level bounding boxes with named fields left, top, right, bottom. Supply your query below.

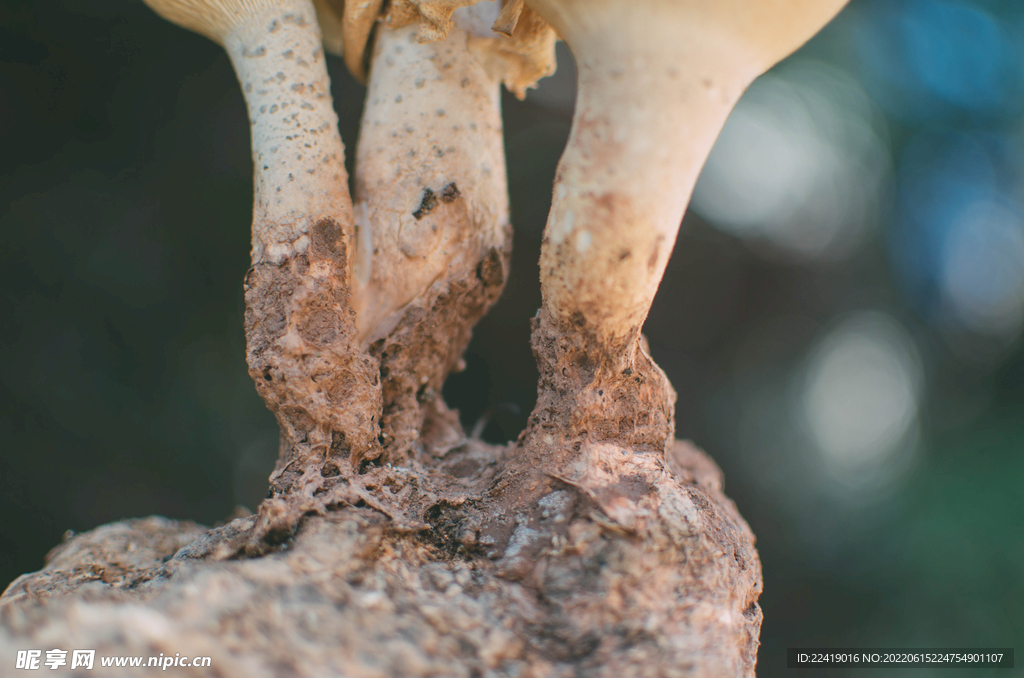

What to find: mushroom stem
left=226, top=0, right=384, bottom=486
left=524, top=0, right=848, bottom=455
left=349, top=5, right=511, bottom=462
left=222, top=0, right=353, bottom=266
left=142, top=0, right=386, bottom=542
left=539, top=21, right=755, bottom=355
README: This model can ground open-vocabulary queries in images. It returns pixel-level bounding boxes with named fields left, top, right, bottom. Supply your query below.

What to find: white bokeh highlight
left=691, top=61, right=891, bottom=261
left=941, top=198, right=1024, bottom=337
left=800, top=312, right=922, bottom=480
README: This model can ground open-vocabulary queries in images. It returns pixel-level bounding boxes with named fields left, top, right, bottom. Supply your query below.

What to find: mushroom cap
left=525, top=0, right=848, bottom=71
left=142, top=0, right=299, bottom=44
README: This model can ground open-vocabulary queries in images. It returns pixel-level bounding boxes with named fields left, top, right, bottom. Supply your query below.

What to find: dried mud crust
left=526, top=308, right=676, bottom=456
left=369, top=242, right=510, bottom=463
left=472, top=307, right=681, bottom=542
left=0, top=441, right=761, bottom=677
left=244, top=217, right=384, bottom=486
left=242, top=209, right=510, bottom=546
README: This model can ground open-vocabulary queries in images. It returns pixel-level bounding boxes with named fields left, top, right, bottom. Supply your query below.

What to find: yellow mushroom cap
left=142, top=0, right=300, bottom=44
left=525, top=0, right=848, bottom=72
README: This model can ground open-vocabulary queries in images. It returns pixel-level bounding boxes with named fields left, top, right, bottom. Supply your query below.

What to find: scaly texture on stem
left=223, top=0, right=385, bottom=516
left=1, top=2, right=771, bottom=672
left=351, top=6, right=511, bottom=463
left=143, top=0, right=521, bottom=548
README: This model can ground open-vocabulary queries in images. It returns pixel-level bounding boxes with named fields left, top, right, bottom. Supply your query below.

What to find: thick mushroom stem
left=141, top=0, right=383, bottom=542
left=223, top=0, right=383, bottom=492
left=224, top=0, right=352, bottom=266
left=526, top=0, right=848, bottom=455
left=539, top=35, right=754, bottom=355
left=350, top=6, right=510, bottom=462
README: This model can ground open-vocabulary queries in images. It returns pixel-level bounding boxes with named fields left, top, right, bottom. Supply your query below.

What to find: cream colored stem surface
left=352, top=6, right=509, bottom=346
left=532, top=0, right=848, bottom=352
left=539, top=21, right=756, bottom=350
left=223, top=0, right=354, bottom=266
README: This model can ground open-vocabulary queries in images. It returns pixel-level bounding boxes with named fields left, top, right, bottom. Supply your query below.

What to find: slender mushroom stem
left=221, top=0, right=352, bottom=266
left=143, top=0, right=382, bottom=502
left=350, top=6, right=511, bottom=460
left=538, top=24, right=753, bottom=355
left=523, top=0, right=849, bottom=456
left=232, top=1, right=384, bottom=492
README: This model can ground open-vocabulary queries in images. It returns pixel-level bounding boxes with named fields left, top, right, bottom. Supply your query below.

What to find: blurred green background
left=0, top=0, right=1021, bottom=674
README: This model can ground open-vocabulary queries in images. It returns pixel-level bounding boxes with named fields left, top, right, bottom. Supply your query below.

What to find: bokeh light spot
left=691, top=62, right=890, bottom=261
left=941, top=199, right=1024, bottom=336
left=891, top=130, right=1024, bottom=344
left=854, top=0, right=1023, bottom=121
left=801, top=312, right=922, bottom=480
